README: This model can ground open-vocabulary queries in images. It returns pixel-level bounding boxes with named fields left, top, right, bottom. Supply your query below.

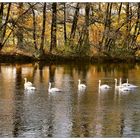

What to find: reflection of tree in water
left=13, top=65, right=24, bottom=137
left=13, top=63, right=40, bottom=137
left=49, top=65, right=56, bottom=82
left=32, top=63, right=38, bottom=82
left=38, top=62, right=45, bottom=83
left=63, top=64, right=73, bottom=78
left=120, top=114, right=125, bottom=137
left=45, top=95, right=55, bottom=137
left=74, top=63, right=89, bottom=79
left=15, top=65, right=22, bottom=89
left=96, top=63, right=135, bottom=78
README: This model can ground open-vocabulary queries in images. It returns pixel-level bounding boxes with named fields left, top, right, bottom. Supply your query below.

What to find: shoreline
left=0, top=53, right=138, bottom=64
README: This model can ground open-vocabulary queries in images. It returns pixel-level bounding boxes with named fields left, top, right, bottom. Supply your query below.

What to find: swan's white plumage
left=24, top=78, right=33, bottom=87
left=115, top=78, right=132, bottom=92
left=99, top=80, right=110, bottom=90
left=24, top=78, right=35, bottom=90
left=78, top=79, right=86, bottom=90
left=115, top=78, right=123, bottom=89
left=119, top=86, right=132, bottom=92
left=48, top=82, right=61, bottom=93
left=25, top=86, right=36, bottom=90
left=120, top=78, right=137, bottom=88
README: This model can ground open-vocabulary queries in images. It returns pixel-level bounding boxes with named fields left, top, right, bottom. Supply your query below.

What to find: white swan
left=24, top=78, right=35, bottom=90
left=115, top=78, right=131, bottom=92
left=25, top=86, right=36, bottom=90
left=48, top=82, right=61, bottom=93
left=119, top=86, right=132, bottom=92
left=120, top=78, right=137, bottom=88
left=122, top=78, right=137, bottom=88
left=78, top=79, right=86, bottom=90
left=24, top=78, right=34, bottom=89
left=115, top=78, right=122, bottom=89
left=99, top=80, right=110, bottom=90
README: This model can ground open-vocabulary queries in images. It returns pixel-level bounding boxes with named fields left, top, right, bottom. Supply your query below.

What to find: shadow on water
left=13, top=65, right=24, bottom=137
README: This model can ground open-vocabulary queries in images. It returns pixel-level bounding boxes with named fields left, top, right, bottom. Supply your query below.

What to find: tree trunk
left=118, top=3, right=122, bottom=25
left=50, top=2, right=57, bottom=53
left=123, top=2, right=131, bottom=49
left=29, top=3, right=37, bottom=50
left=40, top=2, right=46, bottom=55
left=130, top=3, right=140, bottom=48
left=63, top=3, right=67, bottom=45
left=84, top=3, right=90, bottom=46
left=101, top=3, right=112, bottom=51
left=134, top=3, right=140, bottom=41
left=16, top=3, right=24, bottom=49
left=126, top=3, right=130, bottom=33
left=77, top=3, right=90, bottom=52
left=2, top=3, right=11, bottom=44
left=0, top=3, right=11, bottom=51
left=0, top=3, right=4, bottom=50
left=69, top=3, right=80, bottom=48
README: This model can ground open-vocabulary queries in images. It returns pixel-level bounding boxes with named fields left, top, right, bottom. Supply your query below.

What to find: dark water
left=0, top=62, right=140, bottom=137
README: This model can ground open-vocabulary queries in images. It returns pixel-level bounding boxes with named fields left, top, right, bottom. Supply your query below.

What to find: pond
left=0, top=62, right=140, bottom=138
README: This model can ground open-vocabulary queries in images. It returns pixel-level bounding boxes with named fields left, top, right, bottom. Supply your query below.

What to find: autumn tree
left=77, top=3, right=90, bottom=53
left=0, top=3, right=4, bottom=50
left=63, top=3, right=67, bottom=44
left=39, top=2, right=46, bottom=56
left=101, top=3, right=113, bottom=52
left=50, top=2, right=57, bottom=53
left=28, top=3, right=37, bottom=50
left=0, top=3, right=11, bottom=50
left=0, top=2, right=139, bottom=58
left=16, top=3, right=24, bottom=49
left=69, top=3, right=80, bottom=49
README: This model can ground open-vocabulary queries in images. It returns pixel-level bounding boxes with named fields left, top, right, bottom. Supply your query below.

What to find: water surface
left=0, top=63, right=140, bottom=137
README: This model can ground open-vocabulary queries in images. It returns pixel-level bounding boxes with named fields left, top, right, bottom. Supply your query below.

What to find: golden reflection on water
left=0, top=63, right=139, bottom=137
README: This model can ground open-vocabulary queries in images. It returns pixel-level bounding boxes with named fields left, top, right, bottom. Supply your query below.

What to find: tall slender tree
left=29, top=3, right=37, bottom=50
left=101, top=3, right=112, bottom=51
left=63, top=3, right=67, bottom=44
left=50, top=2, right=57, bottom=53
left=0, top=3, right=4, bottom=50
left=0, top=3, right=11, bottom=51
left=118, top=3, right=122, bottom=25
left=16, top=3, right=24, bottom=49
left=40, top=2, right=46, bottom=55
left=69, top=3, right=80, bottom=45
left=77, top=3, right=90, bottom=51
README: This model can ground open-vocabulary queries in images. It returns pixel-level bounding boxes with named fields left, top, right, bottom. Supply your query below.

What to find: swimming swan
left=99, top=80, right=110, bottom=90
left=115, top=78, right=131, bottom=92
left=115, top=78, right=123, bottom=89
left=122, top=78, right=137, bottom=88
left=120, top=78, right=137, bottom=88
left=25, top=86, right=36, bottom=90
left=48, top=82, right=61, bottom=93
left=78, top=79, right=86, bottom=89
left=24, top=78, right=35, bottom=90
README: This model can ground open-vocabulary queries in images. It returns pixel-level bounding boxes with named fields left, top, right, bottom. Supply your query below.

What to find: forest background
left=0, top=2, right=140, bottom=62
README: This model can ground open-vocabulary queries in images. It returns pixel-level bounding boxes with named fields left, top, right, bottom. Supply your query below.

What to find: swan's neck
left=119, top=78, right=122, bottom=86
left=78, top=80, right=81, bottom=86
left=115, top=80, right=117, bottom=88
left=115, top=79, right=117, bottom=88
left=49, top=83, right=51, bottom=90
left=24, top=78, right=27, bottom=83
left=126, top=79, right=128, bottom=84
left=99, top=81, right=101, bottom=88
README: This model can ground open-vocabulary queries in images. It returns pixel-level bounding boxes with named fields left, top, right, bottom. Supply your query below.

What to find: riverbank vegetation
left=0, top=2, right=140, bottom=62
